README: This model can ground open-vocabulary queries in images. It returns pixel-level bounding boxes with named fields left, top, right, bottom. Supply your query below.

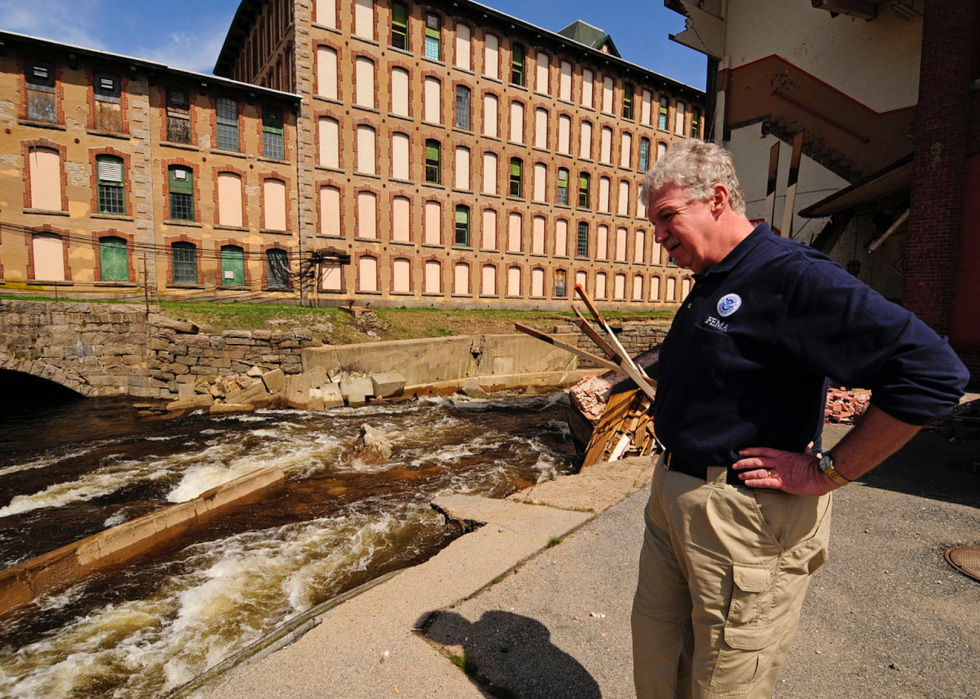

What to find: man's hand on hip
left=733, top=447, right=839, bottom=496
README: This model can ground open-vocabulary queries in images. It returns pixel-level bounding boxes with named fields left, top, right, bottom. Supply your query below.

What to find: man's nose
left=653, top=225, right=669, bottom=243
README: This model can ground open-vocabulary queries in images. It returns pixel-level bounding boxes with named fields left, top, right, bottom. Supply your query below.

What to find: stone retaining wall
left=554, top=322, right=670, bottom=369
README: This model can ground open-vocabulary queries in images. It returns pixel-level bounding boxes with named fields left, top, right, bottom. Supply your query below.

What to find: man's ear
left=709, top=184, right=730, bottom=217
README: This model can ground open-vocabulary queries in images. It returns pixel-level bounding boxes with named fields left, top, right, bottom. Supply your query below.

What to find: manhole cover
left=946, top=546, right=980, bottom=582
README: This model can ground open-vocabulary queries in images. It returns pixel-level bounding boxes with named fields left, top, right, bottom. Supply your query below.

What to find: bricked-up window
left=557, top=168, right=569, bottom=205
left=692, top=107, right=702, bottom=139
left=263, top=106, right=285, bottom=159
left=511, top=43, right=525, bottom=86
left=172, top=242, right=197, bottom=284
left=509, top=158, right=523, bottom=198
left=425, top=139, right=441, bottom=183
left=99, top=236, right=129, bottom=282
left=424, top=13, right=441, bottom=60
left=555, top=269, right=567, bottom=298
left=267, top=249, right=289, bottom=289
left=96, top=155, right=125, bottom=215
left=455, top=85, right=471, bottom=130
left=623, top=83, right=634, bottom=120
left=455, top=205, right=471, bottom=246
left=32, top=234, right=65, bottom=281
left=168, top=166, right=194, bottom=221
left=216, top=97, right=239, bottom=152
left=659, top=95, right=669, bottom=130
left=25, top=59, right=57, bottom=123
left=93, top=72, right=122, bottom=132
left=455, top=23, right=471, bottom=71
left=221, top=245, right=245, bottom=286
left=576, top=222, right=589, bottom=257
left=582, top=68, right=594, bottom=109
left=484, top=34, right=499, bottom=79
left=166, top=88, right=191, bottom=144
left=391, top=1, right=409, bottom=50
left=675, top=102, right=686, bottom=136
left=578, top=172, right=591, bottom=209
left=28, top=147, right=62, bottom=211
left=639, top=137, right=651, bottom=172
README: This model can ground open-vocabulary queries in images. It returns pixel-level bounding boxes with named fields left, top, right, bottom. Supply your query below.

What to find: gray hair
left=639, top=139, right=746, bottom=215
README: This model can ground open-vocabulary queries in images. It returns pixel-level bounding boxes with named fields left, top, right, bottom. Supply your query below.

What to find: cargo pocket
left=708, top=563, right=788, bottom=692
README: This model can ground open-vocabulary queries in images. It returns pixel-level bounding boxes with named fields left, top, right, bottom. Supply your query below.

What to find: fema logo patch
left=717, top=294, right=742, bottom=318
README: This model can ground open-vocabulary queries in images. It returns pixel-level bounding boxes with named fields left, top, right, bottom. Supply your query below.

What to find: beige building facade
left=215, top=0, right=705, bottom=309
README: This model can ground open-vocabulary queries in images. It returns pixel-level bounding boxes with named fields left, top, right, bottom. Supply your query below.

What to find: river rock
left=322, top=382, right=345, bottom=409
left=261, top=368, right=285, bottom=393
left=283, top=374, right=312, bottom=409
left=371, top=372, right=406, bottom=398
left=341, top=376, right=374, bottom=407
left=461, top=378, right=489, bottom=399
left=166, top=394, right=213, bottom=412
left=307, top=365, right=328, bottom=389
left=210, top=402, right=255, bottom=414
left=354, top=424, right=393, bottom=464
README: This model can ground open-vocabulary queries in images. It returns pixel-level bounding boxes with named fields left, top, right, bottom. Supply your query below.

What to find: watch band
left=817, top=452, right=851, bottom=487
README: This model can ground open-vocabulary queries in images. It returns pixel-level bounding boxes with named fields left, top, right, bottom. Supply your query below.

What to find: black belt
left=662, top=451, right=741, bottom=486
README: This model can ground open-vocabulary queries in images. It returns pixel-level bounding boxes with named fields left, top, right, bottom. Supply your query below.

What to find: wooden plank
left=582, top=389, right=639, bottom=467
left=513, top=323, right=620, bottom=372
left=571, top=306, right=618, bottom=359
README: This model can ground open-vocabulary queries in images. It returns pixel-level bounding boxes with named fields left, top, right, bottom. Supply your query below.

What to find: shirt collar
left=693, top=222, right=773, bottom=282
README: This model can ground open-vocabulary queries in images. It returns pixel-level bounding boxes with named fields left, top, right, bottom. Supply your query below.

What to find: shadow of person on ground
left=419, top=609, right=602, bottom=699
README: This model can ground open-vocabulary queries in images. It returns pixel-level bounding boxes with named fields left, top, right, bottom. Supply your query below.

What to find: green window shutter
left=623, top=83, right=634, bottom=119
left=455, top=206, right=470, bottom=246
left=425, top=140, right=441, bottom=183
left=221, top=246, right=245, bottom=286
left=512, top=44, right=525, bottom=85
left=169, top=167, right=193, bottom=193
left=510, top=159, right=523, bottom=198
left=579, top=173, right=590, bottom=208
left=99, top=237, right=128, bottom=282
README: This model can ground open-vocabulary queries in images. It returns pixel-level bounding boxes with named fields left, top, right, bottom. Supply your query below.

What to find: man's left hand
left=733, top=447, right=839, bottom=496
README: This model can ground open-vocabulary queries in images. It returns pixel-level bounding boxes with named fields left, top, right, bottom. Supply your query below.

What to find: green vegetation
left=450, top=653, right=473, bottom=674
left=547, top=536, right=562, bottom=548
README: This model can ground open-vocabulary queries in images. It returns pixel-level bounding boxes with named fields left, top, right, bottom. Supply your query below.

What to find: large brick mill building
left=0, top=0, right=706, bottom=310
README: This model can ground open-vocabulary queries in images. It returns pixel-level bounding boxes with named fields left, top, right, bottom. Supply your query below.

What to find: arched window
left=267, top=249, right=289, bottom=289
left=172, top=242, right=197, bottom=285
left=99, top=236, right=128, bottom=282
left=425, top=139, right=441, bottom=184
left=96, top=155, right=125, bottom=215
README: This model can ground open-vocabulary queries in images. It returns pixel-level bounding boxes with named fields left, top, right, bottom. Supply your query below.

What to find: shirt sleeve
left=776, top=258, right=969, bottom=426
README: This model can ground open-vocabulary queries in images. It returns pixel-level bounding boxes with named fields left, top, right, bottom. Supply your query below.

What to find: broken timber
left=581, top=389, right=657, bottom=468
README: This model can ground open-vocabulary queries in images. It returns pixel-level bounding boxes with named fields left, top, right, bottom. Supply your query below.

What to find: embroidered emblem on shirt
left=704, top=316, right=729, bottom=332
left=717, top=293, right=742, bottom=318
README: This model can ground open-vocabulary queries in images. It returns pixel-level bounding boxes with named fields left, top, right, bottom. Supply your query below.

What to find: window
left=535, top=52, right=549, bottom=94
left=560, top=61, right=572, bottom=101
left=263, top=178, right=287, bottom=231
left=597, top=225, right=608, bottom=259
left=357, top=125, right=376, bottom=174
left=359, top=255, right=378, bottom=292
left=99, top=237, right=128, bottom=282
left=533, top=163, right=546, bottom=202
left=599, top=177, right=610, bottom=212
left=557, top=168, right=569, bottom=206
left=391, top=67, right=410, bottom=116
left=482, top=264, right=497, bottom=295
left=507, top=212, right=522, bottom=251
left=578, top=172, right=591, bottom=209
left=455, top=205, right=470, bottom=246
left=659, top=95, right=669, bottom=130
left=692, top=107, right=702, bottom=139
left=215, top=97, right=239, bottom=151
left=393, top=258, right=411, bottom=293
left=455, top=146, right=470, bottom=190
left=392, top=196, right=411, bottom=241
left=455, top=23, right=471, bottom=70
left=558, top=114, right=571, bottom=154
left=641, top=89, right=653, bottom=126
left=456, top=85, right=471, bottom=130
left=576, top=222, right=589, bottom=257
left=28, top=146, right=62, bottom=211
left=582, top=68, right=594, bottom=108
left=355, top=0, right=374, bottom=39
left=623, top=83, right=634, bottom=120
left=317, top=46, right=338, bottom=99
left=580, top=120, right=592, bottom=159
left=320, top=186, right=341, bottom=236
left=217, top=172, right=243, bottom=227
left=614, top=273, right=626, bottom=300
left=357, top=191, right=377, bottom=238
left=483, top=152, right=497, bottom=195
left=634, top=229, right=646, bottom=263
left=316, top=0, right=337, bottom=28
left=482, top=208, right=498, bottom=249
left=658, top=141, right=667, bottom=161
left=425, top=201, right=441, bottom=244
left=391, top=1, right=409, bottom=50
left=602, top=76, right=614, bottom=113
left=483, top=93, right=498, bottom=137
left=392, top=132, right=410, bottom=179
left=25, top=59, right=56, bottom=123
left=509, top=101, right=524, bottom=143
left=168, top=166, right=194, bottom=221
left=32, top=234, right=65, bottom=281
left=172, top=242, right=197, bottom=284
left=355, top=57, right=375, bottom=108
left=511, top=43, right=525, bottom=86
left=454, top=263, right=470, bottom=295
left=425, top=13, right=441, bottom=60
left=321, top=263, right=343, bottom=291
left=600, top=126, right=612, bottom=164
left=221, top=245, right=245, bottom=286
left=263, top=106, right=284, bottom=159
left=507, top=266, right=521, bottom=296
left=531, top=268, right=545, bottom=297
left=424, top=260, right=441, bottom=293
left=576, top=270, right=587, bottom=292
left=534, top=108, right=548, bottom=149
left=166, top=88, right=191, bottom=144
left=424, top=77, right=441, bottom=123
left=639, top=137, right=651, bottom=171
left=633, top=274, right=644, bottom=301
left=425, top=140, right=441, bottom=183
left=509, top=158, right=523, bottom=198
left=555, top=219, right=568, bottom=256
left=319, top=117, right=340, bottom=168
left=616, top=227, right=628, bottom=261
left=555, top=269, right=567, bottom=298
left=596, top=272, right=607, bottom=299
left=532, top=216, right=546, bottom=254
left=484, top=34, right=499, bottom=78
left=267, top=249, right=289, bottom=289
left=96, top=156, right=125, bottom=215
left=93, top=72, right=122, bottom=132
left=621, top=132, right=632, bottom=168
left=618, top=181, right=630, bottom=216
left=675, top=102, right=686, bottom=136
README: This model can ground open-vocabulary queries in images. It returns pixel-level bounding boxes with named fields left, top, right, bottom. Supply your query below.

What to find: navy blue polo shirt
left=653, top=223, right=969, bottom=466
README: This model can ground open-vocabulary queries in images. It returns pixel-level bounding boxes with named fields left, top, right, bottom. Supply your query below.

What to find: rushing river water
left=0, top=389, right=578, bottom=698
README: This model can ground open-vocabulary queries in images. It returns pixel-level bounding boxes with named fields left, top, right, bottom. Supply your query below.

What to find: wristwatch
left=817, top=452, right=851, bottom=487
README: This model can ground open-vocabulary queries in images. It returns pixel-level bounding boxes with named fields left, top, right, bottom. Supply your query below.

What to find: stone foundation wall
left=554, top=322, right=670, bottom=370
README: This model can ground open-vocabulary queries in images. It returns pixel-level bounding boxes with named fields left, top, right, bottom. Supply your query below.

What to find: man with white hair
left=631, top=139, right=968, bottom=698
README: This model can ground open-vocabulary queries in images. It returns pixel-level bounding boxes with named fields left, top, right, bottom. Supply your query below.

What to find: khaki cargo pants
left=631, top=456, right=832, bottom=699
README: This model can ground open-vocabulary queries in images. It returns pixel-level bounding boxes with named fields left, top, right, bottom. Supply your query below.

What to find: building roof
left=214, top=0, right=703, bottom=99
left=0, top=29, right=301, bottom=102
left=556, top=20, right=621, bottom=57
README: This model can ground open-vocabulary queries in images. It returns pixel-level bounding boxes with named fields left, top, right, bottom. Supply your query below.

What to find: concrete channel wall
left=0, top=467, right=285, bottom=617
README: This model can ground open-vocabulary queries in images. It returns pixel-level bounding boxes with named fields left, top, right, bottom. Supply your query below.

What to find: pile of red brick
left=825, top=387, right=871, bottom=424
